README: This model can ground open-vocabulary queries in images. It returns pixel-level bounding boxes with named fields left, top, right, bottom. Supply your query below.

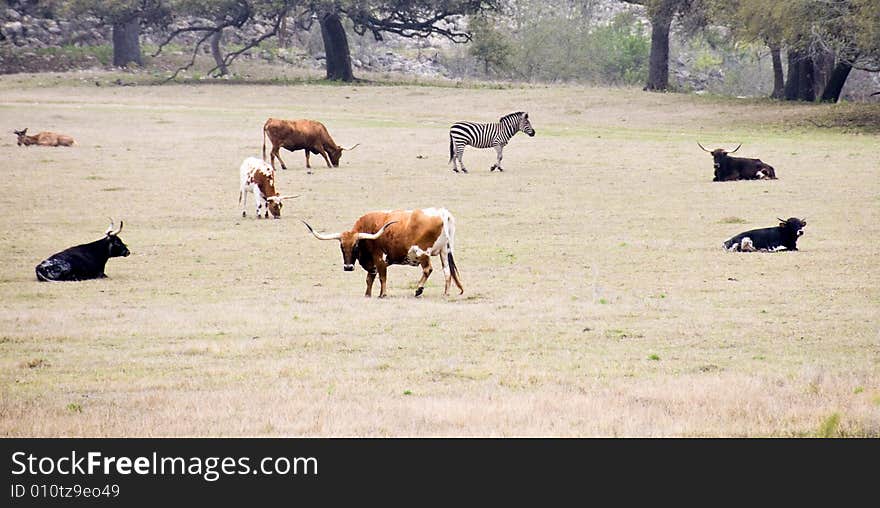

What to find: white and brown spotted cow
left=303, top=208, right=463, bottom=298
left=238, top=157, right=298, bottom=219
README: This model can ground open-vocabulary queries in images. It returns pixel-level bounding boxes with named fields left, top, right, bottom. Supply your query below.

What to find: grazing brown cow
left=15, top=128, right=75, bottom=147
left=239, top=157, right=298, bottom=219
left=262, top=118, right=359, bottom=173
left=303, top=207, right=464, bottom=298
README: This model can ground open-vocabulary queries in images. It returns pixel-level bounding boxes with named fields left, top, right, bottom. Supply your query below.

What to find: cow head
left=303, top=220, right=397, bottom=271
left=328, top=144, right=360, bottom=167
left=519, top=113, right=536, bottom=137
left=104, top=220, right=130, bottom=258
left=264, top=194, right=299, bottom=219
left=778, top=217, right=807, bottom=238
left=699, top=142, right=740, bottom=178
left=14, top=128, right=27, bottom=146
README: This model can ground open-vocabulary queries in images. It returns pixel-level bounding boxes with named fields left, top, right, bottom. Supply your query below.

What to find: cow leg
left=415, top=257, right=433, bottom=297
left=240, top=189, right=247, bottom=217
left=377, top=259, right=389, bottom=298
left=365, top=269, right=377, bottom=297
left=305, top=151, right=313, bottom=174
left=271, top=146, right=287, bottom=171
left=491, top=145, right=504, bottom=172
left=319, top=149, right=333, bottom=168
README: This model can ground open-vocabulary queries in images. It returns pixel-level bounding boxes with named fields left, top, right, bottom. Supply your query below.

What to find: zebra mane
left=499, top=111, right=525, bottom=123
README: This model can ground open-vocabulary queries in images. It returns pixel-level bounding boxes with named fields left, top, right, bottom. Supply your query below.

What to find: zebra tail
left=448, top=132, right=454, bottom=163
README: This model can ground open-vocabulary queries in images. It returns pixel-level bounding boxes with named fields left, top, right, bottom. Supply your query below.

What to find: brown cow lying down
left=15, top=128, right=75, bottom=147
left=303, top=208, right=464, bottom=298
left=262, top=118, right=358, bottom=173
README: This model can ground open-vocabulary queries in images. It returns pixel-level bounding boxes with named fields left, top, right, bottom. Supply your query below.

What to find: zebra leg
left=491, top=145, right=504, bottom=172
left=456, top=145, right=468, bottom=173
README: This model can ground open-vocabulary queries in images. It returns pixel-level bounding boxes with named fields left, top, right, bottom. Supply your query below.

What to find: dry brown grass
left=1, top=72, right=878, bottom=437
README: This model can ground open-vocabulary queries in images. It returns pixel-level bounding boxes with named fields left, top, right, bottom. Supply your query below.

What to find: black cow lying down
left=35, top=221, right=130, bottom=281
left=723, top=218, right=806, bottom=252
left=699, top=143, right=777, bottom=181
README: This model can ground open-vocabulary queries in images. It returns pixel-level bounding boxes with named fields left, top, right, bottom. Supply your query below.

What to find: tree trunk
left=278, top=16, right=289, bottom=48
left=784, top=49, right=815, bottom=102
left=819, top=61, right=853, bottom=103
left=645, top=7, right=674, bottom=91
left=112, top=16, right=142, bottom=68
left=210, top=29, right=228, bottom=76
left=813, top=49, right=835, bottom=98
left=770, top=44, right=784, bottom=99
left=320, top=12, right=354, bottom=82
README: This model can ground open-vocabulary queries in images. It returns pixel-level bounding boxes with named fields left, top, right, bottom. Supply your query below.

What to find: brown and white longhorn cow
left=238, top=157, right=298, bottom=219
left=262, top=118, right=359, bottom=173
left=303, top=208, right=464, bottom=298
left=15, top=128, right=75, bottom=147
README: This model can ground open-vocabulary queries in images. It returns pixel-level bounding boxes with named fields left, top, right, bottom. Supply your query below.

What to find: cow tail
left=443, top=210, right=464, bottom=294
left=262, top=120, right=268, bottom=161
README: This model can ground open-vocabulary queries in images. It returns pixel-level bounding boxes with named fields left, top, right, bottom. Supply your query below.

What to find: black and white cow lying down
left=35, top=221, right=130, bottom=281
left=723, top=218, right=806, bottom=252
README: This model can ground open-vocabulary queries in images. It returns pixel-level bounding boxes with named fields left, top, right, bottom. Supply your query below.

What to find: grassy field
left=1, top=72, right=878, bottom=437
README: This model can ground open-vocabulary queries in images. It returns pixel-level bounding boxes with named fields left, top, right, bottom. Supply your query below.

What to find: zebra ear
left=523, top=112, right=529, bottom=118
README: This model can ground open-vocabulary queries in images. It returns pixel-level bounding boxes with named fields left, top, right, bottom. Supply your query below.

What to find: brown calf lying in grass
left=15, top=128, right=76, bottom=147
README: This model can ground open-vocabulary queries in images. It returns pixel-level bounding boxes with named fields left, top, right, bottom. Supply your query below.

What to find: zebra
left=448, top=111, right=536, bottom=173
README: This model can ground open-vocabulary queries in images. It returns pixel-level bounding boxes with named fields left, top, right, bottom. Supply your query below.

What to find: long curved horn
left=302, top=220, right=341, bottom=241
left=697, top=142, right=711, bottom=152
left=278, top=194, right=300, bottom=200
left=357, top=220, right=398, bottom=240
left=777, top=217, right=787, bottom=224
left=342, top=143, right=360, bottom=151
left=729, top=143, right=742, bottom=153
left=106, top=218, right=115, bottom=235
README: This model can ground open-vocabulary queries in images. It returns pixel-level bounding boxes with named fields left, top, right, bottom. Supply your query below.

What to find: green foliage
left=468, top=13, right=512, bottom=75
left=817, top=413, right=841, bottom=438
left=487, top=11, right=649, bottom=85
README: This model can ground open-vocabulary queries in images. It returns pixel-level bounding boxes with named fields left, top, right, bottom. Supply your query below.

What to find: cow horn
left=279, top=194, right=300, bottom=200
left=302, top=220, right=341, bottom=241
left=342, top=143, right=360, bottom=151
left=357, top=220, right=398, bottom=240
left=105, top=219, right=123, bottom=236
left=697, top=142, right=711, bottom=153
left=729, top=143, right=742, bottom=153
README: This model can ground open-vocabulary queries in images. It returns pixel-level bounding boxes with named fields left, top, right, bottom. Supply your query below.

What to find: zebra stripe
left=448, top=111, right=534, bottom=173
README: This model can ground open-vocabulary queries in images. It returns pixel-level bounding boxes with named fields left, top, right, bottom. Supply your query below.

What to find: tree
left=331, top=0, right=497, bottom=82
left=467, top=12, right=511, bottom=75
left=720, top=0, right=880, bottom=102
left=157, top=1, right=496, bottom=82
left=621, top=0, right=705, bottom=91
left=320, top=11, right=354, bottom=81
left=62, top=1, right=169, bottom=68
left=154, top=0, right=300, bottom=79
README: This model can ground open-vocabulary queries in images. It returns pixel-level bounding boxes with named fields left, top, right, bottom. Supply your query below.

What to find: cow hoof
left=461, top=168, right=468, bottom=174
left=452, top=168, right=459, bottom=173
left=241, top=211, right=246, bottom=218
left=378, top=294, right=387, bottom=299
left=415, top=287, right=424, bottom=297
